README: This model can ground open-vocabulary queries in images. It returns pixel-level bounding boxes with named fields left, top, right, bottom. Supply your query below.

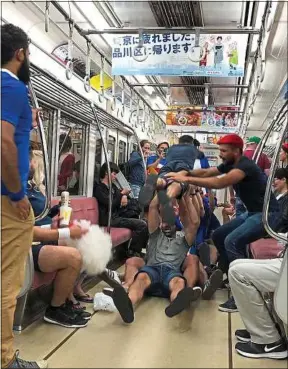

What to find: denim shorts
left=136, top=264, right=186, bottom=298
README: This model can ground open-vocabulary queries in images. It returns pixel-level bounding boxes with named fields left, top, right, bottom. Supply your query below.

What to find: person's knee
left=68, top=248, right=82, bottom=271
left=183, top=254, right=199, bottom=270
left=126, top=256, right=144, bottom=269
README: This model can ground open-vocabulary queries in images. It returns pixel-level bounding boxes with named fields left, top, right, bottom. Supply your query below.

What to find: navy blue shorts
left=32, top=242, right=58, bottom=272
left=136, top=264, right=186, bottom=298
left=158, top=161, right=193, bottom=178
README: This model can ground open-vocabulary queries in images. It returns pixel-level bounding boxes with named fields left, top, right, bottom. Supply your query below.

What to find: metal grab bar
left=262, top=118, right=288, bottom=244
left=91, top=103, right=112, bottom=233
left=28, top=81, right=51, bottom=221
left=253, top=100, right=288, bottom=163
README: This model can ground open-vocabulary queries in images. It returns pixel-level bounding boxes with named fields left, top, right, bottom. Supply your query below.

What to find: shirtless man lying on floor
left=106, top=186, right=223, bottom=323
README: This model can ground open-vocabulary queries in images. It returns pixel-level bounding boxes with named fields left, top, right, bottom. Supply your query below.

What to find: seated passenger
left=28, top=152, right=90, bottom=327
left=139, top=135, right=199, bottom=225
left=147, top=141, right=169, bottom=174
left=229, top=257, right=287, bottom=359
left=280, top=143, right=288, bottom=169
left=107, top=187, right=223, bottom=323
left=273, top=168, right=288, bottom=233
left=93, top=162, right=148, bottom=256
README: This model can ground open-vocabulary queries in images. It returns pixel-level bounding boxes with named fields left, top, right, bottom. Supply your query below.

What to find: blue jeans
left=235, top=197, right=247, bottom=218
left=137, top=264, right=185, bottom=298
left=130, top=184, right=141, bottom=199
left=212, top=212, right=279, bottom=274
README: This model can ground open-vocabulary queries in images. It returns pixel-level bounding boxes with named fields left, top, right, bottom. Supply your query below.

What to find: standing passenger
left=128, top=140, right=150, bottom=198
left=1, top=24, right=47, bottom=368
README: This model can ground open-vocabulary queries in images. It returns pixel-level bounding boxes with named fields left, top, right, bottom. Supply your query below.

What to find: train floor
left=15, top=266, right=287, bottom=369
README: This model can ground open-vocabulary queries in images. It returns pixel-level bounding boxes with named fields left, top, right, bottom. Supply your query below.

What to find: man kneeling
left=110, top=187, right=202, bottom=323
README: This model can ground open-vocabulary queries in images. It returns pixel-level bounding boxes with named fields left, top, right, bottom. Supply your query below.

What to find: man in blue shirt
left=1, top=24, right=47, bottom=369
left=147, top=141, right=169, bottom=174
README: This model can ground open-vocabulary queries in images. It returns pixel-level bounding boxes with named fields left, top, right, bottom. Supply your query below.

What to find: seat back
left=51, top=197, right=99, bottom=225
left=274, top=250, right=287, bottom=325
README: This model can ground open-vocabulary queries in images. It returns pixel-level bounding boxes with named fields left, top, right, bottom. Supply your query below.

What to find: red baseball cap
left=282, top=143, right=288, bottom=153
left=217, top=134, right=244, bottom=149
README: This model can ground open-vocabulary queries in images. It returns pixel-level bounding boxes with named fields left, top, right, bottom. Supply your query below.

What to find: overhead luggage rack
left=29, top=64, right=133, bottom=134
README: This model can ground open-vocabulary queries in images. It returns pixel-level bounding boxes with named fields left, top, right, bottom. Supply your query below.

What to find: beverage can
left=61, top=191, right=70, bottom=206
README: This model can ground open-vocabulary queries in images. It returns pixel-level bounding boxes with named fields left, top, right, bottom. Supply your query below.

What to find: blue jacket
left=128, top=151, right=146, bottom=186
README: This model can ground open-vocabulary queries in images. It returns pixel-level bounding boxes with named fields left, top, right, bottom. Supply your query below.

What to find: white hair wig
left=66, top=220, right=113, bottom=276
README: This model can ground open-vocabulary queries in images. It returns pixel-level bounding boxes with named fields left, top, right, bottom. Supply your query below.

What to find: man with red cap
left=166, top=133, right=279, bottom=312
left=280, top=143, right=288, bottom=168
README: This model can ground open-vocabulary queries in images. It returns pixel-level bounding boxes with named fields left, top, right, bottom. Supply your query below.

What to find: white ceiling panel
left=201, top=1, right=243, bottom=26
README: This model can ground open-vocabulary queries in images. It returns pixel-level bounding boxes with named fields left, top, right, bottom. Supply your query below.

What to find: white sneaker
left=93, top=292, right=117, bottom=312
left=105, top=268, right=121, bottom=284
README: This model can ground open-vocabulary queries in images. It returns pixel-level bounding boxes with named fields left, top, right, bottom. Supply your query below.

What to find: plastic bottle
left=59, top=191, right=72, bottom=227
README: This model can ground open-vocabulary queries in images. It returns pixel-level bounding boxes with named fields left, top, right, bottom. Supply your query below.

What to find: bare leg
left=123, top=257, right=145, bottom=290
left=182, top=254, right=199, bottom=288
left=169, top=277, right=186, bottom=302
left=128, top=272, right=151, bottom=305
left=111, top=272, right=151, bottom=323
left=198, top=262, right=208, bottom=288
left=37, top=246, right=82, bottom=306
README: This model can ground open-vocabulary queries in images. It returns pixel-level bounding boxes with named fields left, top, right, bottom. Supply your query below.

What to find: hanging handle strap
left=45, top=1, right=50, bottom=33
left=98, top=57, right=105, bottom=103
left=83, top=40, right=91, bottom=92
left=65, top=21, right=74, bottom=80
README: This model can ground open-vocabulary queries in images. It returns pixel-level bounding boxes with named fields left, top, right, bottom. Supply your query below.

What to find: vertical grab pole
left=91, top=103, right=112, bottom=233
left=28, top=81, right=51, bottom=220
left=262, top=118, right=287, bottom=244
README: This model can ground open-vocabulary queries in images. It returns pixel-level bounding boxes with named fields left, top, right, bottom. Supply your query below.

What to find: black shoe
left=8, top=350, right=47, bottom=368
left=111, top=285, right=134, bottom=323
left=235, top=339, right=288, bottom=359
left=165, top=286, right=202, bottom=318
left=218, top=296, right=238, bottom=312
left=217, top=278, right=230, bottom=290
left=158, top=189, right=175, bottom=226
left=44, top=305, right=88, bottom=328
left=197, top=242, right=211, bottom=267
left=65, top=300, right=92, bottom=320
left=235, top=329, right=251, bottom=342
left=138, top=174, right=158, bottom=207
left=202, top=269, right=223, bottom=300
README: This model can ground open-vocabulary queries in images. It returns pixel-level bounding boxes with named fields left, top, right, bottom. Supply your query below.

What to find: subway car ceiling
left=2, top=1, right=287, bottom=143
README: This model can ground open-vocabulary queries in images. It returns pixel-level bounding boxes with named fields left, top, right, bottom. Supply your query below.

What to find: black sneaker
left=235, top=339, right=288, bottom=359
left=202, top=269, right=223, bottom=300
left=8, top=350, right=47, bottom=368
left=217, top=278, right=230, bottom=290
left=44, top=305, right=88, bottom=328
left=65, top=300, right=92, bottom=320
left=218, top=296, right=238, bottom=312
left=235, top=329, right=251, bottom=342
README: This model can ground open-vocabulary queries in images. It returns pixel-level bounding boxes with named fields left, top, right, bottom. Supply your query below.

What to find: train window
left=29, top=105, right=55, bottom=197
left=108, top=135, right=116, bottom=162
left=133, top=143, right=137, bottom=152
left=95, top=138, right=102, bottom=164
left=118, top=140, right=127, bottom=164
left=58, top=116, right=86, bottom=196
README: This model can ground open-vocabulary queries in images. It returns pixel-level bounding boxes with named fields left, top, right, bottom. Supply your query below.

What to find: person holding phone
left=147, top=142, right=169, bottom=174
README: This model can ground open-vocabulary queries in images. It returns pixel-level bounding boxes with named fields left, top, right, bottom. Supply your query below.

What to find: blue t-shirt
left=1, top=70, right=32, bottom=197
left=147, top=155, right=167, bottom=173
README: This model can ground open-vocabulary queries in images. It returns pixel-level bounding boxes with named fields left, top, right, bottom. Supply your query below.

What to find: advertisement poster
left=166, top=106, right=239, bottom=132
left=112, top=33, right=247, bottom=77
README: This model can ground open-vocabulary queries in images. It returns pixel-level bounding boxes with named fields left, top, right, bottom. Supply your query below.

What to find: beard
left=18, top=56, right=30, bottom=84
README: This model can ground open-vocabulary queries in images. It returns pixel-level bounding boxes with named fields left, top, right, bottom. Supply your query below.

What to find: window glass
left=58, top=115, right=86, bottom=195
left=108, top=135, right=116, bottom=162
left=118, top=140, right=127, bottom=164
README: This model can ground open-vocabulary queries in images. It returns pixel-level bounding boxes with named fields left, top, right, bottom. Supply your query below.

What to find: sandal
left=158, top=189, right=176, bottom=226
left=138, top=174, right=158, bottom=207
left=74, top=293, right=94, bottom=303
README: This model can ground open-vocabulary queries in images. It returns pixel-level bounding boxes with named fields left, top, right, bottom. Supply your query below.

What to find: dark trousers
left=212, top=212, right=279, bottom=274
left=111, top=217, right=148, bottom=253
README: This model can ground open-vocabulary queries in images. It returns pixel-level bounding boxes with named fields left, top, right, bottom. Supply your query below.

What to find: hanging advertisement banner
left=112, top=33, right=247, bottom=77
left=166, top=106, right=239, bottom=133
